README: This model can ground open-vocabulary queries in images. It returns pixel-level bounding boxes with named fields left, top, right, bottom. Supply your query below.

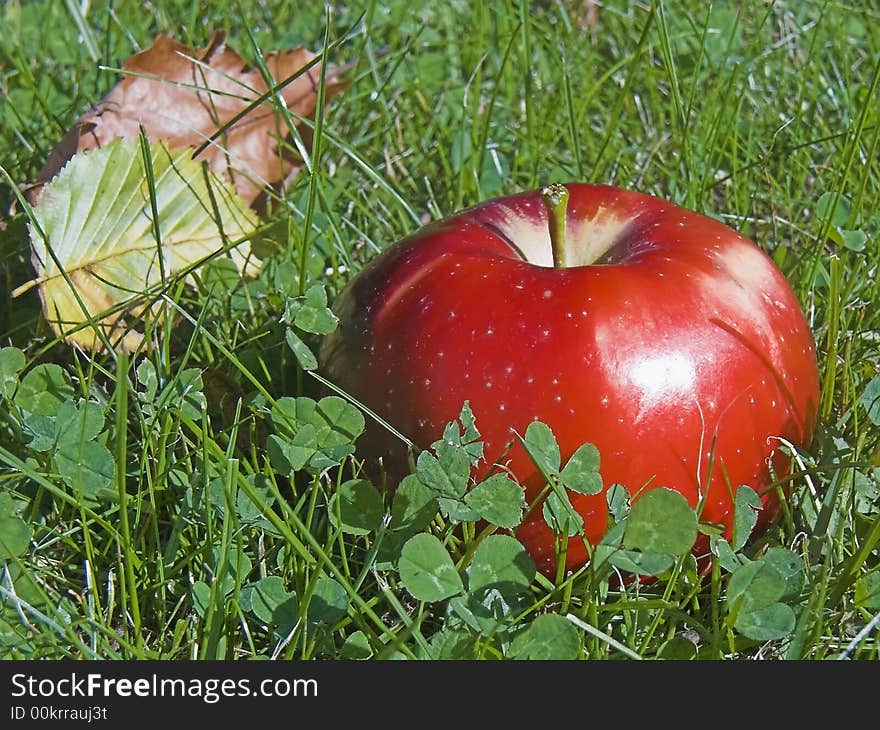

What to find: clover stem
left=542, top=183, right=569, bottom=269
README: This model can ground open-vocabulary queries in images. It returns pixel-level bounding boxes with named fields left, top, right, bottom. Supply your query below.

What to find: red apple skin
left=319, top=184, right=820, bottom=575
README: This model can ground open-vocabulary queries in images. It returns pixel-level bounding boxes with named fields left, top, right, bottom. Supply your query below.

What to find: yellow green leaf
left=18, top=138, right=259, bottom=351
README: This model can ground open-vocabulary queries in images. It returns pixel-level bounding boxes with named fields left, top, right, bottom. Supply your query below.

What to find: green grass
left=1, top=0, right=879, bottom=660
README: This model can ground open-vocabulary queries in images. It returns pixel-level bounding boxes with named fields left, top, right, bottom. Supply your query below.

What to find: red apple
left=319, top=183, right=820, bottom=575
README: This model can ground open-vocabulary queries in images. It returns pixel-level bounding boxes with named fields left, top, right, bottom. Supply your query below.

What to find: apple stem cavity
left=542, top=183, right=569, bottom=269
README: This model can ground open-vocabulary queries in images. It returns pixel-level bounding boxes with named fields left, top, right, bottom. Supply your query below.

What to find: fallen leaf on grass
left=15, top=138, right=258, bottom=352
left=572, top=1, right=600, bottom=30
left=31, top=30, right=344, bottom=208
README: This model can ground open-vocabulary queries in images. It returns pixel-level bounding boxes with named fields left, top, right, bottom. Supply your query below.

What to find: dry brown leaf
left=32, top=30, right=344, bottom=208
left=572, top=0, right=600, bottom=31
left=584, top=1, right=600, bottom=30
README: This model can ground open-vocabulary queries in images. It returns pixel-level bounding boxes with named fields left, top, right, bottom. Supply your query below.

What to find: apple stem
left=542, top=183, right=569, bottom=269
